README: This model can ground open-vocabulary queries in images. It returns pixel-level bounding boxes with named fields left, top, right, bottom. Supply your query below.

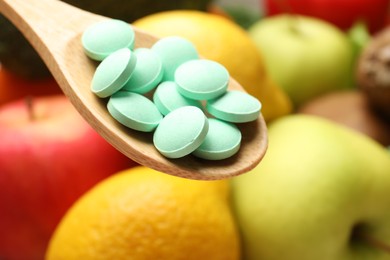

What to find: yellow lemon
left=133, top=10, right=292, bottom=121
left=46, top=166, right=240, bottom=260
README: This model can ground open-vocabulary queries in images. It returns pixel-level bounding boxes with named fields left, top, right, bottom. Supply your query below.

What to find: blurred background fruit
left=357, top=26, right=390, bottom=120
left=263, top=0, right=390, bottom=34
left=248, top=14, right=354, bottom=108
left=347, top=20, right=371, bottom=65
left=219, top=5, right=261, bottom=29
left=298, top=90, right=390, bottom=146
left=0, top=0, right=212, bottom=79
left=133, top=10, right=292, bottom=121
left=232, top=114, right=390, bottom=260
left=0, top=95, right=136, bottom=259
left=46, top=166, right=240, bottom=260
left=0, top=66, right=61, bottom=106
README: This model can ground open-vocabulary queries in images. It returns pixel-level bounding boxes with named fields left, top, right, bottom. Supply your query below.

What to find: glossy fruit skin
left=46, top=166, right=240, bottom=260
left=232, top=114, right=390, bottom=260
left=0, top=95, right=136, bottom=260
left=248, top=15, right=353, bottom=107
left=0, top=67, right=62, bottom=105
left=264, top=0, right=390, bottom=33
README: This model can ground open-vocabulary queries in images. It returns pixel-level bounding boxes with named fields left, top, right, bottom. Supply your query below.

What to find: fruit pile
left=0, top=0, right=390, bottom=259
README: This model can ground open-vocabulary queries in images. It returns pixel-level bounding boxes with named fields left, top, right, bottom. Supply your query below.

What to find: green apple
left=231, top=115, right=390, bottom=260
left=248, top=15, right=354, bottom=107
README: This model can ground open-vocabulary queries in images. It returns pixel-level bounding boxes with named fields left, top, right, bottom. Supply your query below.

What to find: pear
left=232, top=115, right=390, bottom=260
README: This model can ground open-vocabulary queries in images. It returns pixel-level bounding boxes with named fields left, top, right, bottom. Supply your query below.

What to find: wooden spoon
left=0, top=0, right=268, bottom=180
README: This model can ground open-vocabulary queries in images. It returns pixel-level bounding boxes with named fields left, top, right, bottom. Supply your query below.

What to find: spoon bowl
left=0, top=0, right=268, bottom=180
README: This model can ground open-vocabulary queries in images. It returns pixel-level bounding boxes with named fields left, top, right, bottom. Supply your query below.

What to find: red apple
left=0, top=65, right=62, bottom=106
left=0, top=95, right=136, bottom=259
left=264, top=0, right=390, bottom=33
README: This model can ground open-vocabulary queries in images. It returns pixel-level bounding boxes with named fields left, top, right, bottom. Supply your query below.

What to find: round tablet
left=122, top=48, right=163, bottom=94
left=153, top=106, right=209, bottom=158
left=206, top=90, right=262, bottom=123
left=82, top=19, right=135, bottom=61
left=175, top=59, right=229, bottom=100
left=91, top=48, right=137, bottom=98
left=153, top=81, right=203, bottom=116
left=193, top=118, right=241, bottom=160
left=151, top=36, right=199, bottom=81
left=107, top=91, right=163, bottom=132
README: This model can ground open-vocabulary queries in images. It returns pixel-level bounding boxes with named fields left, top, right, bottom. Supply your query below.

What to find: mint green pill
left=91, top=48, right=137, bottom=98
left=153, top=106, right=209, bottom=158
left=193, top=118, right=241, bottom=160
left=175, top=59, right=229, bottom=100
left=122, top=48, right=163, bottom=94
left=82, top=19, right=135, bottom=61
left=107, top=91, right=162, bottom=132
left=151, top=36, right=199, bottom=81
left=153, top=81, right=203, bottom=116
left=206, top=90, right=261, bottom=123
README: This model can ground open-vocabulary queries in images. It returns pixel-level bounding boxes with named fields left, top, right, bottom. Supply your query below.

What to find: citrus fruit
left=46, top=166, right=240, bottom=260
left=133, top=10, right=292, bottom=121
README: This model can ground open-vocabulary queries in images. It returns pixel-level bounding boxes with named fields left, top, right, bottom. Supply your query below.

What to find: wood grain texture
left=0, top=0, right=268, bottom=180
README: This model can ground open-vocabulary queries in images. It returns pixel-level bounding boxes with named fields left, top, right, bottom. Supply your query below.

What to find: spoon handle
left=0, top=0, right=103, bottom=74
left=0, top=0, right=102, bottom=40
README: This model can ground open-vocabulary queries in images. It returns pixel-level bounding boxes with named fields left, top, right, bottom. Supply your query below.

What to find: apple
left=0, top=95, right=136, bottom=260
left=0, top=65, right=62, bottom=106
left=231, top=115, right=390, bottom=259
left=263, top=0, right=390, bottom=33
left=248, top=14, right=354, bottom=107
left=298, top=90, right=390, bottom=147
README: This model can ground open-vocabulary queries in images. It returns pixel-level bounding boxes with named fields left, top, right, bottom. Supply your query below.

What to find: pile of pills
left=82, top=19, right=262, bottom=160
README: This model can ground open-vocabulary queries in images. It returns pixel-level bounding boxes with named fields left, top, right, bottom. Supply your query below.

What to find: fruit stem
left=25, top=96, right=35, bottom=121
left=287, top=15, right=301, bottom=35
left=358, top=231, right=390, bottom=253
left=273, top=0, right=301, bottom=34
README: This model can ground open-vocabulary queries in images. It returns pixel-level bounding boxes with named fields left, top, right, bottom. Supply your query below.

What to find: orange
left=46, top=166, right=240, bottom=260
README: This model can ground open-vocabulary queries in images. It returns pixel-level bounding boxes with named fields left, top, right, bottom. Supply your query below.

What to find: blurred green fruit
left=221, top=5, right=260, bottom=29
left=348, top=20, right=371, bottom=60
left=248, top=15, right=354, bottom=107
left=232, top=114, right=390, bottom=260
